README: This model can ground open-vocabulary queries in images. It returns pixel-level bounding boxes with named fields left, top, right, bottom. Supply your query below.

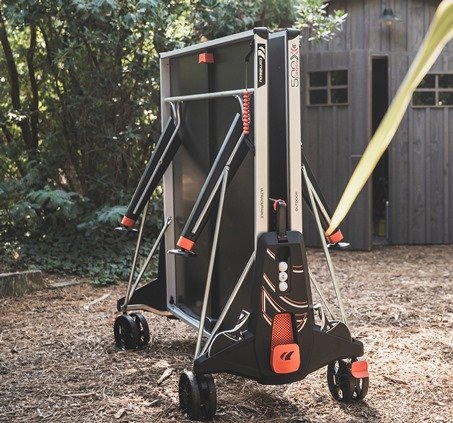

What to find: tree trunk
left=27, top=24, right=40, bottom=152
left=0, top=9, right=36, bottom=162
left=0, top=114, right=13, bottom=145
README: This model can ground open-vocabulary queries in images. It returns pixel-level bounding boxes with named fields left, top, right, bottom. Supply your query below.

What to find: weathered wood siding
left=301, top=0, right=453, bottom=247
left=302, top=1, right=451, bottom=54
left=389, top=52, right=453, bottom=244
left=301, top=50, right=372, bottom=250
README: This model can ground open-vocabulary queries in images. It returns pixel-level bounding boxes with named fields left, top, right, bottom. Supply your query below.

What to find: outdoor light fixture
left=380, top=8, right=402, bottom=26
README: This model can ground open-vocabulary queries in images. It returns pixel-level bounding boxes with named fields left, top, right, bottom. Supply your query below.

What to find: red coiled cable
left=242, top=90, right=251, bottom=135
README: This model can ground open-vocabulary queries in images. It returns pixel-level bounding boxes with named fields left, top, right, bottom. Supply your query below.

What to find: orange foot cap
left=327, top=229, right=343, bottom=244
left=351, top=360, right=369, bottom=379
left=177, top=236, right=194, bottom=251
left=121, top=216, right=136, bottom=229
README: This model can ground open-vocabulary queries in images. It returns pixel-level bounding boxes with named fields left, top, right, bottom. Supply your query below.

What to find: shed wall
left=301, top=0, right=453, bottom=247
left=301, top=50, right=372, bottom=250
left=389, top=52, right=453, bottom=244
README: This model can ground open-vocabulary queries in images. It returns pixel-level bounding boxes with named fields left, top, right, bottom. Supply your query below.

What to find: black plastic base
left=194, top=231, right=364, bottom=385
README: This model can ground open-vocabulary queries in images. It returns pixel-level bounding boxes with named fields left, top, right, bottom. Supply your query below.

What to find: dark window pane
left=310, top=72, right=327, bottom=87
left=438, top=91, right=453, bottom=106
left=331, top=88, right=348, bottom=104
left=439, top=74, right=453, bottom=89
left=413, top=91, right=435, bottom=106
left=418, top=75, right=435, bottom=89
left=331, top=70, right=348, bottom=86
left=309, top=89, right=328, bottom=105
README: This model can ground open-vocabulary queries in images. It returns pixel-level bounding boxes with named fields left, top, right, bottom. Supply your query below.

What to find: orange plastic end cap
left=271, top=343, right=300, bottom=374
left=327, top=229, right=343, bottom=244
left=351, top=360, right=369, bottom=379
left=177, top=236, right=194, bottom=251
left=121, top=216, right=136, bottom=229
left=198, top=52, right=214, bottom=64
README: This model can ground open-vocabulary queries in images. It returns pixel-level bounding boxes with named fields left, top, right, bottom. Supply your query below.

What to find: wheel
left=113, top=314, right=139, bottom=350
left=130, top=312, right=150, bottom=348
left=327, top=359, right=369, bottom=402
left=179, top=371, right=201, bottom=420
left=327, top=359, right=355, bottom=402
left=198, top=374, right=217, bottom=420
left=351, top=374, right=369, bottom=400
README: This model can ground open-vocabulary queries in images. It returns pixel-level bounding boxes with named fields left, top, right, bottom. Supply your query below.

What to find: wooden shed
left=301, top=0, right=453, bottom=250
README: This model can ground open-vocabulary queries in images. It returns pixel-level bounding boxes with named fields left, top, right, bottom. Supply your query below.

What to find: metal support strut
left=302, top=165, right=350, bottom=329
left=194, top=166, right=229, bottom=360
left=200, top=251, right=255, bottom=357
left=123, top=216, right=172, bottom=310
left=123, top=201, right=150, bottom=313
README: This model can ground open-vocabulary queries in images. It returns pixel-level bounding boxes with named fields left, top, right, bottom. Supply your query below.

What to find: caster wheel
left=113, top=314, right=139, bottom=350
left=130, top=312, right=150, bottom=348
left=351, top=374, right=369, bottom=400
left=327, top=359, right=355, bottom=402
left=179, top=371, right=201, bottom=420
left=327, top=359, right=369, bottom=402
left=198, top=373, right=217, bottom=420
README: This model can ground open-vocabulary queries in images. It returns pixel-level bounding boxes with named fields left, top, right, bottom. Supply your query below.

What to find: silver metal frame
left=160, top=55, right=177, bottom=309
left=254, top=31, right=270, bottom=240
left=160, top=30, right=254, bottom=59
left=165, top=89, right=253, bottom=104
left=286, top=33, right=303, bottom=233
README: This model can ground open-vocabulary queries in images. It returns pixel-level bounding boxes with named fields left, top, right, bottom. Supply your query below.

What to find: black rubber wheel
left=113, top=314, right=139, bottom=350
left=198, top=374, right=217, bottom=420
left=129, top=312, right=150, bottom=348
left=351, top=375, right=369, bottom=400
left=179, top=371, right=201, bottom=420
left=327, top=359, right=355, bottom=402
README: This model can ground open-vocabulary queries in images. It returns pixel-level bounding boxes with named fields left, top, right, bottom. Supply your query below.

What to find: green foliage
left=189, top=1, right=347, bottom=40
left=0, top=0, right=346, bottom=284
left=22, top=228, right=159, bottom=287
left=296, top=0, right=348, bottom=41
left=78, top=205, right=128, bottom=230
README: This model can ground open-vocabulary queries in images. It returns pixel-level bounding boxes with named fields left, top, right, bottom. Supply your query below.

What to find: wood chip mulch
left=0, top=245, right=452, bottom=422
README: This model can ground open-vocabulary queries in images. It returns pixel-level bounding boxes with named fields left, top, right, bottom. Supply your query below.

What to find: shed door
left=372, top=57, right=390, bottom=244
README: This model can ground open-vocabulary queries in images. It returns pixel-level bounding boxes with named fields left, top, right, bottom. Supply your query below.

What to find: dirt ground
left=0, top=244, right=452, bottom=423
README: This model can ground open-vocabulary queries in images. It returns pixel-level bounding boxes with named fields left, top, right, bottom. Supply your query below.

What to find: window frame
left=412, top=73, right=453, bottom=108
left=307, top=70, right=349, bottom=107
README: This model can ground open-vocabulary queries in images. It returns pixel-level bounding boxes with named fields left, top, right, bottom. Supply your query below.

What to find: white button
left=279, top=281, right=288, bottom=291
left=278, top=261, right=288, bottom=272
left=279, top=271, right=288, bottom=282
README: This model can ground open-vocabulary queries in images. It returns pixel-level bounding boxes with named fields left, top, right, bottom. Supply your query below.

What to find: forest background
left=0, top=0, right=345, bottom=285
